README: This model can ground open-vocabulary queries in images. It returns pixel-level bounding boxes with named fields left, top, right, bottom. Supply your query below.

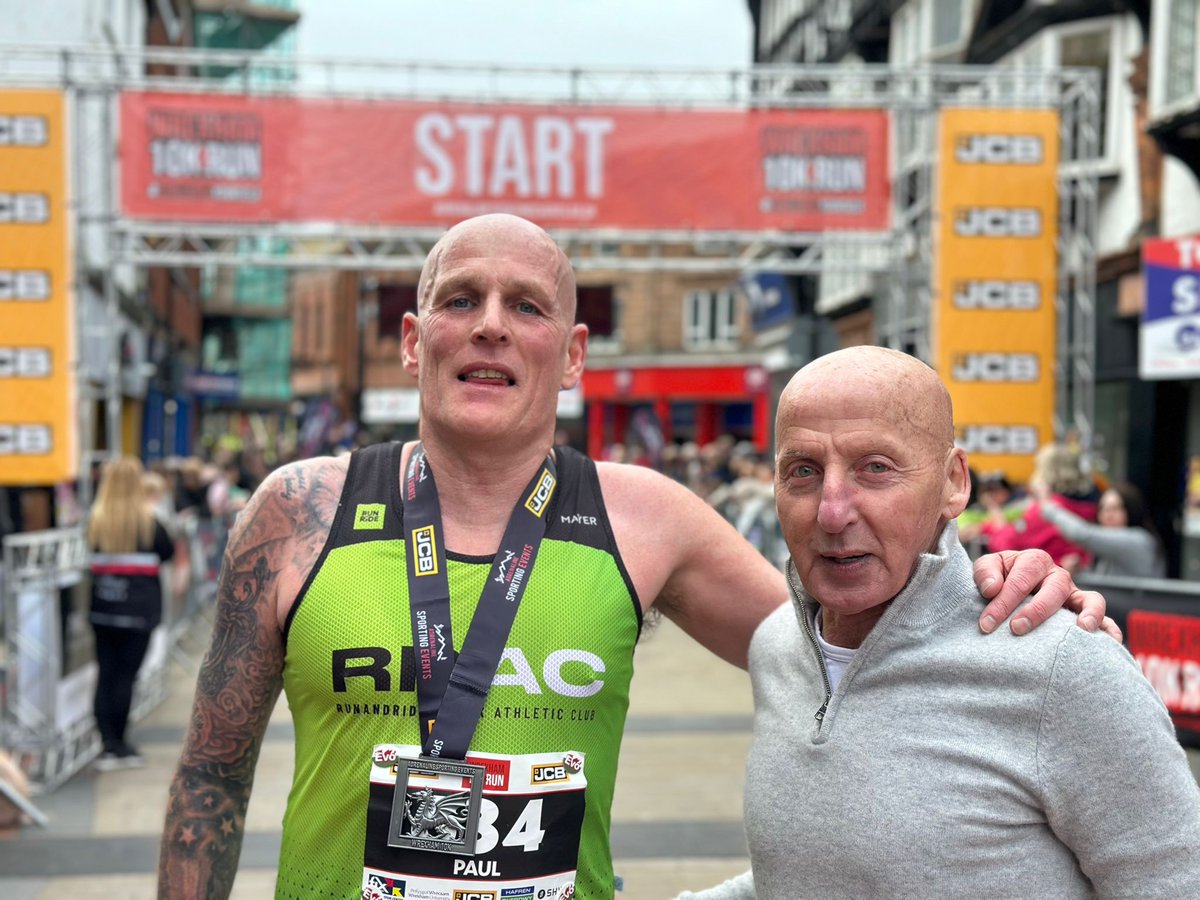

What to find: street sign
left=1140, top=236, right=1200, bottom=380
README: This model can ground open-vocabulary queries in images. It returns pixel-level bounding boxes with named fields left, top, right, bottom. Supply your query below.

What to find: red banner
left=1127, top=610, right=1200, bottom=734
left=118, top=92, right=890, bottom=232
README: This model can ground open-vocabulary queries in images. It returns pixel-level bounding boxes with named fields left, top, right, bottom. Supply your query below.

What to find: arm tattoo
left=159, top=459, right=341, bottom=899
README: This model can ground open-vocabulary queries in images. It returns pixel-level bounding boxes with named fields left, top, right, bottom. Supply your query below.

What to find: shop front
left=580, top=364, right=770, bottom=461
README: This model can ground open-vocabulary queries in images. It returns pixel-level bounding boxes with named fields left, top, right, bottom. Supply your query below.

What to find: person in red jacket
left=986, top=442, right=1099, bottom=574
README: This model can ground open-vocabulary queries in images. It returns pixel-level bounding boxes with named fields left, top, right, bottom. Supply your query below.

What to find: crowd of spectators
left=958, top=440, right=1167, bottom=579
left=602, top=434, right=790, bottom=569
left=609, top=434, right=1169, bottom=582
left=1, top=429, right=1173, bottom=606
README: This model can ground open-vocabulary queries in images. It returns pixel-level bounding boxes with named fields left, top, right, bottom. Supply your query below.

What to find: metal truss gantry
left=0, top=44, right=1099, bottom=448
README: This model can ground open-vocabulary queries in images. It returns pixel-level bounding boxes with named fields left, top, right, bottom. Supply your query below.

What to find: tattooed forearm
left=159, top=457, right=344, bottom=899
left=159, top=550, right=282, bottom=899
left=159, top=762, right=253, bottom=899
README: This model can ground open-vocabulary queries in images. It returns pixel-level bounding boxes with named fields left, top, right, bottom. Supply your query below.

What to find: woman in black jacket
left=87, top=456, right=174, bottom=770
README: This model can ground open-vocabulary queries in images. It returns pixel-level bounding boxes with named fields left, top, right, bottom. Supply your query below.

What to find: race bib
left=363, top=743, right=586, bottom=900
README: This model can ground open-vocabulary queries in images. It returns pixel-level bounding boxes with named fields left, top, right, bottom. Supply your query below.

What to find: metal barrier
left=708, top=483, right=790, bottom=572
left=0, top=527, right=91, bottom=791
left=0, top=516, right=225, bottom=792
left=1076, top=572, right=1200, bottom=748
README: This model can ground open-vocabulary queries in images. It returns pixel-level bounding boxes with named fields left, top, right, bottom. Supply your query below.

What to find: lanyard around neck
left=403, top=443, right=558, bottom=760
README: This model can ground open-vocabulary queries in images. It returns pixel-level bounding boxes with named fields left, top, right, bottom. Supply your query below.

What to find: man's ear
left=561, top=323, right=588, bottom=390
left=401, top=312, right=420, bottom=377
left=944, top=447, right=971, bottom=519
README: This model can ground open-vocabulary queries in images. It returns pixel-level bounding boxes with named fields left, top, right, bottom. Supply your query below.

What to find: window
left=932, top=0, right=965, bottom=52
left=576, top=285, right=620, bottom=350
left=377, top=283, right=418, bottom=341
left=1166, top=0, right=1198, bottom=106
left=1001, top=17, right=1126, bottom=171
left=684, top=289, right=739, bottom=349
left=1060, top=26, right=1113, bottom=161
left=890, top=4, right=918, bottom=67
left=201, top=320, right=238, bottom=372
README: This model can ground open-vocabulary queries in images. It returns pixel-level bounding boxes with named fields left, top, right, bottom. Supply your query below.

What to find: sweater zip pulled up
left=786, top=559, right=832, bottom=731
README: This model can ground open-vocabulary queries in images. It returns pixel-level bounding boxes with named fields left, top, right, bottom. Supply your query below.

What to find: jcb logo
left=452, top=892, right=496, bottom=900
left=955, top=134, right=1043, bottom=165
left=957, top=425, right=1039, bottom=455
left=952, top=353, right=1040, bottom=383
left=524, top=470, right=556, bottom=518
left=412, top=526, right=438, bottom=576
left=531, top=763, right=569, bottom=784
left=952, top=280, right=1041, bottom=311
left=954, top=207, right=1041, bottom=238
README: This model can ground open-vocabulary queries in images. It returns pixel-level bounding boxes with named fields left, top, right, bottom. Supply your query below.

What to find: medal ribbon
left=403, top=443, right=557, bottom=760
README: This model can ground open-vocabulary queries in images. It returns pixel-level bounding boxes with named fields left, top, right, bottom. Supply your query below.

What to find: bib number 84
left=475, top=798, right=546, bottom=854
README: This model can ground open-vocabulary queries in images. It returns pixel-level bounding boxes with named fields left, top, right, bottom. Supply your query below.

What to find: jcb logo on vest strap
left=524, top=469, right=556, bottom=518
left=412, top=525, right=438, bottom=576
left=531, top=763, right=570, bottom=784
left=452, top=891, right=496, bottom=900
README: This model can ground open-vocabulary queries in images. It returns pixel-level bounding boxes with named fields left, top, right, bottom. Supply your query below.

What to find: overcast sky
left=295, top=1, right=754, bottom=73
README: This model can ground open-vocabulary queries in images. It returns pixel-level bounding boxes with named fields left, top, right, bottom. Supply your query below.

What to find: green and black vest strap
left=404, top=443, right=558, bottom=760
left=283, top=442, right=407, bottom=644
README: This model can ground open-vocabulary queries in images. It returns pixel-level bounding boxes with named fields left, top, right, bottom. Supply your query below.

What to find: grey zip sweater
left=682, top=524, right=1200, bottom=899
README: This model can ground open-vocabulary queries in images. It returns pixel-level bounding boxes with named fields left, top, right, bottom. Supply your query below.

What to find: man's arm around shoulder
left=158, top=456, right=344, bottom=898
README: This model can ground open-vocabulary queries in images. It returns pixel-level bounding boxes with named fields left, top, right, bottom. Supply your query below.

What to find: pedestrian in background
left=1034, top=480, right=1167, bottom=578
left=87, top=456, right=175, bottom=770
left=987, top=441, right=1099, bottom=574
left=957, top=470, right=1026, bottom=554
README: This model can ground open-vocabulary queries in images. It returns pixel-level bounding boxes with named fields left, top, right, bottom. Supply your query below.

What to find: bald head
left=779, top=346, right=955, bottom=455
left=418, top=214, right=577, bottom=321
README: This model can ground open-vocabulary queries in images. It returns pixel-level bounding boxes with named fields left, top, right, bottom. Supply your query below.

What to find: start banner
left=933, top=108, right=1060, bottom=484
left=118, top=92, right=891, bottom=232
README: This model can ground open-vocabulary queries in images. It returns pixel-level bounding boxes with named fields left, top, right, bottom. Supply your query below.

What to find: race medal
left=387, top=756, right=485, bottom=856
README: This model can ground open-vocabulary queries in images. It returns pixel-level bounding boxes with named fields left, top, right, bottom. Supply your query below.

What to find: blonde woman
left=87, top=456, right=175, bottom=770
left=986, top=442, right=1099, bottom=574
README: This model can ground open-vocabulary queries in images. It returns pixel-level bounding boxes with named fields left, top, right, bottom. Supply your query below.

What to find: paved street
left=0, top=616, right=755, bottom=899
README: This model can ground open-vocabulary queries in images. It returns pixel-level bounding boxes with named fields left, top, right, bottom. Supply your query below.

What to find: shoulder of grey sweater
left=1035, top=619, right=1172, bottom=774
left=1046, top=619, right=1148, bottom=700
left=915, top=602, right=1082, bottom=696
left=1034, top=620, right=1191, bottom=803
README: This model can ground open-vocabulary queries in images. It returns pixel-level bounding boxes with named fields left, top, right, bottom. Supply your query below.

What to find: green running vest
left=277, top=443, right=641, bottom=899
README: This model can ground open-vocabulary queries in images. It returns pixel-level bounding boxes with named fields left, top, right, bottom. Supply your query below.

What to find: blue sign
left=185, top=370, right=241, bottom=398
left=1141, top=236, right=1200, bottom=380
left=742, top=272, right=795, bottom=333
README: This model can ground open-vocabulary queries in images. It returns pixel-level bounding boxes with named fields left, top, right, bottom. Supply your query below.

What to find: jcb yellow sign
left=0, top=90, right=74, bottom=484
left=934, top=108, right=1059, bottom=484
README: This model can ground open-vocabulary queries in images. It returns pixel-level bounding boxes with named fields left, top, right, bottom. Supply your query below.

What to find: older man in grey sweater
left=685, top=347, right=1200, bottom=899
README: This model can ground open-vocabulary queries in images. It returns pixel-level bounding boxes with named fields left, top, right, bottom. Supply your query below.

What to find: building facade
left=343, top=251, right=772, bottom=462
left=749, top=0, right=1200, bottom=576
